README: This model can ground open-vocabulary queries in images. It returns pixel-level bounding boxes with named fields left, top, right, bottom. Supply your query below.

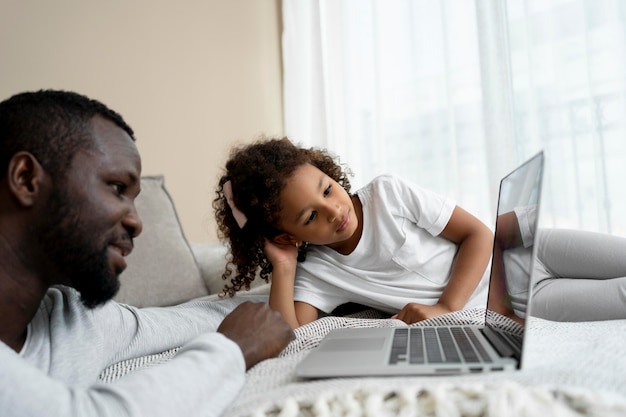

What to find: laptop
left=296, top=151, right=545, bottom=378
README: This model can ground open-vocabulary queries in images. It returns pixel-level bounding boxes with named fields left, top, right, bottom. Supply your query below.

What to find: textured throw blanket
left=100, top=306, right=626, bottom=417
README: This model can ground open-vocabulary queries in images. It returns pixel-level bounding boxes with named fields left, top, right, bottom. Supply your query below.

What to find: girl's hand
left=265, top=238, right=318, bottom=329
left=263, top=238, right=298, bottom=269
left=391, top=302, right=452, bottom=324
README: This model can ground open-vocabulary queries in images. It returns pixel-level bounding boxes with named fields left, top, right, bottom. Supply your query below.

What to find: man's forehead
left=90, top=114, right=133, bottom=142
left=78, top=115, right=142, bottom=174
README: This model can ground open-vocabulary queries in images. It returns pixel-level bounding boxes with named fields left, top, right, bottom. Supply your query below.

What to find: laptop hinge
left=481, top=326, right=517, bottom=359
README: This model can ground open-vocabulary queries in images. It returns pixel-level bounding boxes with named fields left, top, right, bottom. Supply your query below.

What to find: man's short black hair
left=0, top=89, right=135, bottom=180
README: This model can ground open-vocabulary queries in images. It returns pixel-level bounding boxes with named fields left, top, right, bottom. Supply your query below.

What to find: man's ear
left=272, top=233, right=298, bottom=247
left=7, top=151, right=48, bottom=207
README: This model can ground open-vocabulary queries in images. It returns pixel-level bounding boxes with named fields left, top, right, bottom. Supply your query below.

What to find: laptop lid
left=484, top=151, right=544, bottom=366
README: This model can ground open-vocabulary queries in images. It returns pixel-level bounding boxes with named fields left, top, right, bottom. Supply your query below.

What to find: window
left=282, top=0, right=626, bottom=235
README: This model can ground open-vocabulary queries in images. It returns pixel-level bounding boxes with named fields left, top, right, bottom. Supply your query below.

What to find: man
left=0, top=90, right=294, bottom=417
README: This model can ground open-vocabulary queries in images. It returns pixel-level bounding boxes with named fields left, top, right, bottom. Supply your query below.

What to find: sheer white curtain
left=282, top=0, right=626, bottom=236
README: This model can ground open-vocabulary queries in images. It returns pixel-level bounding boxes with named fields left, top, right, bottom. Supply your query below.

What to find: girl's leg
left=531, top=228, right=626, bottom=321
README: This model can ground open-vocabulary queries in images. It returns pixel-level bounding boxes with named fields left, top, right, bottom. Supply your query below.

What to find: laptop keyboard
left=389, top=327, right=493, bottom=365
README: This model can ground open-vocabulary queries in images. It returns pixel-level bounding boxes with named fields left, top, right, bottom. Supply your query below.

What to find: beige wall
left=0, top=0, right=284, bottom=243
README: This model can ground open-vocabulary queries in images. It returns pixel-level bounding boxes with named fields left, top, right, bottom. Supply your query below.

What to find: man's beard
left=37, top=188, right=122, bottom=309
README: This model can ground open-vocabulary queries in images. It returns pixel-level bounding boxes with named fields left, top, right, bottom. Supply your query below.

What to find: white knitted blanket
left=100, top=308, right=626, bottom=417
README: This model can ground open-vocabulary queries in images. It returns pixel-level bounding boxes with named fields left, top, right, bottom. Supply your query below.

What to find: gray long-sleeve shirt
left=0, top=286, right=247, bottom=417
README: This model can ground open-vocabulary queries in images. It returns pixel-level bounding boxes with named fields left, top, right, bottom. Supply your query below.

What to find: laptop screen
left=485, top=152, right=544, bottom=329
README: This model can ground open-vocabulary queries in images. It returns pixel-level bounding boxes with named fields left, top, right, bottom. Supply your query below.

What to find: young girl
left=214, top=137, right=493, bottom=329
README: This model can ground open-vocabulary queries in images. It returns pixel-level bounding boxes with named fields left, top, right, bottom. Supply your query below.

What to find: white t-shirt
left=0, top=286, right=247, bottom=417
left=294, top=174, right=489, bottom=314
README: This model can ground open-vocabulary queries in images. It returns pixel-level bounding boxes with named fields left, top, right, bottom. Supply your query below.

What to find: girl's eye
left=305, top=211, right=317, bottom=225
left=323, top=185, right=332, bottom=197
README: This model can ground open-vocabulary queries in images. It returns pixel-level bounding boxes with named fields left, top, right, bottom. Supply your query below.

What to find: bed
left=100, top=305, right=626, bottom=417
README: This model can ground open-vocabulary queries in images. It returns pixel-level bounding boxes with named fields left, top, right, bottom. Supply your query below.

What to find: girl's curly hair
left=213, top=136, right=352, bottom=297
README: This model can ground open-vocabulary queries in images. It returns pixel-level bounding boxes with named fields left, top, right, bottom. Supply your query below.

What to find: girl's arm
left=264, top=240, right=318, bottom=329
left=393, top=205, right=493, bottom=323
left=438, top=205, right=493, bottom=309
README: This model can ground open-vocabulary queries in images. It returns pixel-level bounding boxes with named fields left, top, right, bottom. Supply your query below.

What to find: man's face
left=38, top=115, right=142, bottom=308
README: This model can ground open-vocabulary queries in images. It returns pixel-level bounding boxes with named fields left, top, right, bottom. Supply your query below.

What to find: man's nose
left=124, top=205, right=143, bottom=238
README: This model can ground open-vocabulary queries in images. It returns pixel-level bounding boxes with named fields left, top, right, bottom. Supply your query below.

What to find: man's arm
left=42, top=287, right=253, bottom=370
left=2, top=302, right=293, bottom=417
left=1, top=333, right=244, bottom=417
left=217, top=301, right=295, bottom=369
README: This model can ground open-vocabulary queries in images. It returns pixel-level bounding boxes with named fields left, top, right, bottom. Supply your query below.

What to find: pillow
left=114, top=176, right=209, bottom=307
left=190, top=242, right=229, bottom=295
left=190, top=242, right=272, bottom=297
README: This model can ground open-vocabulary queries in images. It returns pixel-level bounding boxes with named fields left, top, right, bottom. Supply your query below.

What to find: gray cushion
left=190, top=242, right=229, bottom=295
left=114, top=176, right=209, bottom=307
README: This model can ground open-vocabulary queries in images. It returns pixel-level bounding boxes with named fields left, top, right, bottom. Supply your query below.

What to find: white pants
left=531, top=229, right=626, bottom=322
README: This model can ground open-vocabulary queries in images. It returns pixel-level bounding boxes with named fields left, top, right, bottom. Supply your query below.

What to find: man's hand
left=217, top=301, right=295, bottom=369
left=391, top=302, right=452, bottom=324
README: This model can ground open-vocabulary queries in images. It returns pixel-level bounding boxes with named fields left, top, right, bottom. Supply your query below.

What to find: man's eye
left=323, top=185, right=332, bottom=197
left=305, top=211, right=317, bottom=225
left=112, top=183, right=126, bottom=195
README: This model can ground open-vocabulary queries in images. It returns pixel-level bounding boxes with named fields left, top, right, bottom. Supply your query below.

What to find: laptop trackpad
left=322, top=337, right=386, bottom=351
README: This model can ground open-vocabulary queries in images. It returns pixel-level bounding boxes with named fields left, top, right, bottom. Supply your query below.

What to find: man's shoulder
left=43, top=286, right=124, bottom=316
left=44, top=285, right=80, bottom=305
left=38, top=286, right=87, bottom=321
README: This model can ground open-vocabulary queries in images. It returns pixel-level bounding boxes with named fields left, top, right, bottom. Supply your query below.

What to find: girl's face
left=277, top=163, right=360, bottom=252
